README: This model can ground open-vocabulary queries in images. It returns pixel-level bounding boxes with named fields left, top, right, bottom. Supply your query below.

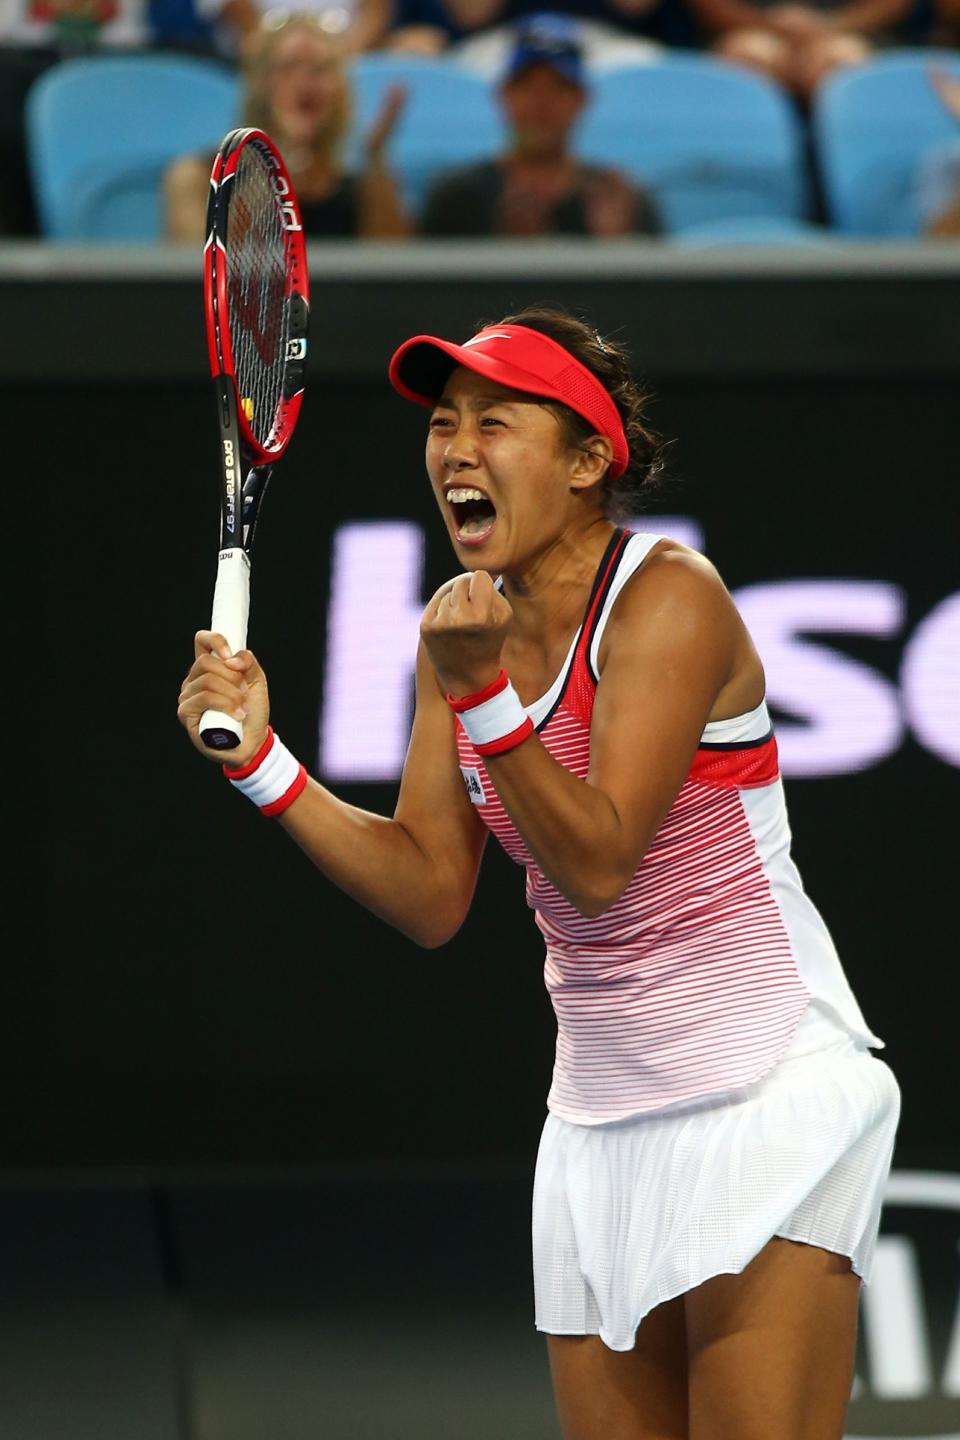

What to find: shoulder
left=621, top=538, right=734, bottom=614
left=599, top=539, right=739, bottom=664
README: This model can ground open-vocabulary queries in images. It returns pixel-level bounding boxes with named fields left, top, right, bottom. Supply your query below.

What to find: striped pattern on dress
left=455, top=529, right=810, bottom=1123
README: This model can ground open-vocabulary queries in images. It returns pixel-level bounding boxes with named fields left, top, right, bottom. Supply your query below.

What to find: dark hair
left=488, top=304, right=669, bottom=521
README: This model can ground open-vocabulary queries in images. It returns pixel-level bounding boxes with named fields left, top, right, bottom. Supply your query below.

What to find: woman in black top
left=165, top=11, right=410, bottom=243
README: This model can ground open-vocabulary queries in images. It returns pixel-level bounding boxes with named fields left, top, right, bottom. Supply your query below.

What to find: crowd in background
left=1, top=0, right=959, bottom=238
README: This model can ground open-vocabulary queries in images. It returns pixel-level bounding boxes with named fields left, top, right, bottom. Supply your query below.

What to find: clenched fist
left=420, top=570, right=513, bottom=698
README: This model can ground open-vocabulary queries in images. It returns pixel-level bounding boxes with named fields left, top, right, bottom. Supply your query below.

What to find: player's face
left=426, top=367, right=589, bottom=571
left=267, top=28, right=344, bottom=146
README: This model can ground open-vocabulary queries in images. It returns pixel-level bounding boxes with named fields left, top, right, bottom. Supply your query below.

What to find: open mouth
left=445, top=486, right=497, bottom=544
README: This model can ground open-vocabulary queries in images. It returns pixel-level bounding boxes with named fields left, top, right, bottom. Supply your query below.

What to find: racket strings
left=227, top=146, right=289, bottom=450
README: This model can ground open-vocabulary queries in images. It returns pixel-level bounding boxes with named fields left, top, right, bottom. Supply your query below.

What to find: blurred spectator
left=918, top=64, right=960, bottom=236
left=149, top=0, right=217, bottom=50
left=0, top=0, right=152, bottom=234
left=685, top=0, right=916, bottom=103
left=381, top=0, right=463, bottom=53
left=420, top=13, right=663, bottom=236
left=164, top=12, right=411, bottom=240
left=928, top=0, right=959, bottom=42
left=442, top=0, right=685, bottom=75
left=0, top=0, right=148, bottom=50
left=196, top=0, right=391, bottom=57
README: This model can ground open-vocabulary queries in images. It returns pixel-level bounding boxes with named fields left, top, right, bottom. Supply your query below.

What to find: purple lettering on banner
left=901, top=593, right=960, bottom=769
left=733, top=581, right=905, bottom=778
left=319, top=521, right=424, bottom=781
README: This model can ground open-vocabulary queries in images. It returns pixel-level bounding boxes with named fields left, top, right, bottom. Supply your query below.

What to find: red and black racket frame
left=202, top=127, right=310, bottom=557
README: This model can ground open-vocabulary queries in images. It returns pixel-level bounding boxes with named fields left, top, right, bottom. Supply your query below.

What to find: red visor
left=388, top=324, right=629, bottom=480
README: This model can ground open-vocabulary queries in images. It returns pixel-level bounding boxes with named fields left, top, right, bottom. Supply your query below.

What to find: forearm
left=687, top=0, right=770, bottom=32
left=342, top=0, right=391, bottom=50
left=828, top=0, right=907, bottom=29
left=218, top=0, right=258, bottom=38
left=486, top=738, right=641, bottom=917
left=277, top=778, right=467, bottom=946
left=440, top=0, right=506, bottom=29
left=357, top=161, right=412, bottom=239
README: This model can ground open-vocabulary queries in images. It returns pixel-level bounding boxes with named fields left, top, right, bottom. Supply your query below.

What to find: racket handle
left=200, top=546, right=251, bottom=751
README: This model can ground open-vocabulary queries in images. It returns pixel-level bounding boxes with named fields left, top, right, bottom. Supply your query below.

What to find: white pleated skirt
left=532, top=1031, right=901, bottom=1352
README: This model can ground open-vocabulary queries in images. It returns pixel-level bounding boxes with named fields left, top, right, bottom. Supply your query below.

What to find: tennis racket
left=199, top=126, right=309, bottom=750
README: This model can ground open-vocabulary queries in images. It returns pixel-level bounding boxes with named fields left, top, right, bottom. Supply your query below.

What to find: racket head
left=203, top=127, right=310, bottom=466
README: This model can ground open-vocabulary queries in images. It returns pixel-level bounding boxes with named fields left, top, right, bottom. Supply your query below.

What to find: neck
left=507, top=148, right=572, bottom=171
left=279, top=137, right=339, bottom=190
left=500, top=515, right=616, bottom=640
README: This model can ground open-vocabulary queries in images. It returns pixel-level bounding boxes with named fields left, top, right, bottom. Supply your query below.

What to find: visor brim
left=388, top=335, right=563, bottom=409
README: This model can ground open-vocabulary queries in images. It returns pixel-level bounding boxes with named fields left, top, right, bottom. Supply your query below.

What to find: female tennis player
left=177, top=304, right=900, bottom=1440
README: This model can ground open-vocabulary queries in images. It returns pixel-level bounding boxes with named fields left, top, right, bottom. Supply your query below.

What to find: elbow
left=572, top=896, right=616, bottom=921
left=408, top=926, right=456, bottom=951
left=566, top=833, right=654, bottom=918
left=566, top=858, right=642, bottom=919
left=401, top=908, right=467, bottom=951
left=569, top=881, right=629, bottom=921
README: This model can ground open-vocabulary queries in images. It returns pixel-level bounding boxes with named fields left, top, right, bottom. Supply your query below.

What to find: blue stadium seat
left=671, top=216, right=839, bottom=247
left=344, top=54, right=507, bottom=219
left=575, top=56, right=812, bottom=234
left=26, top=53, right=239, bottom=241
left=811, top=49, right=960, bottom=236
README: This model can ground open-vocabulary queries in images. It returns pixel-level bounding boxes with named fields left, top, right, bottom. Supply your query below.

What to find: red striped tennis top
left=455, top=529, right=882, bottom=1124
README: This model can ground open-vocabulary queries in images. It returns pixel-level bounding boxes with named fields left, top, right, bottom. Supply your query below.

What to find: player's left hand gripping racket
left=200, top=126, right=309, bottom=750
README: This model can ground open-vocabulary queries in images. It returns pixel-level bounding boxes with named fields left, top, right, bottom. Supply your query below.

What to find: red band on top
left=474, top=716, right=535, bottom=758
left=688, top=736, right=780, bottom=790
left=222, top=725, right=274, bottom=780
left=260, top=763, right=308, bottom=816
left=388, top=325, right=630, bottom=480
left=447, top=669, right=509, bottom=712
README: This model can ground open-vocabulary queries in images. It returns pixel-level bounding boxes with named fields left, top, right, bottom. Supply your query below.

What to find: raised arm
left=356, top=83, right=413, bottom=239
left=684, top=0, right=772, bottom=34
left=421, top=551, right=758, bottom=918
left=178, top=633, right=487, bottom=947
left=825, top=0, right=912, bottom=32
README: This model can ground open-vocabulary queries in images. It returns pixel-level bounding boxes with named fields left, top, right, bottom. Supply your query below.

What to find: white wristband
left=223, top=728, right=307, bottom=816
left=447, top=670, right=535, bottom=758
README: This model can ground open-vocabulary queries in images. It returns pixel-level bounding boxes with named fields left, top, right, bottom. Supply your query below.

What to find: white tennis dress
left=455, top=529, right=900, bottom=1350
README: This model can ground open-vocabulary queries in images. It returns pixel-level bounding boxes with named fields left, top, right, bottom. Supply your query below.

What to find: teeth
left=446, top=487, right=488, bottom=503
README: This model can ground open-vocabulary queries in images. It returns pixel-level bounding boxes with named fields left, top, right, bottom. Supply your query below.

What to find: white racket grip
left=210, top=546, right=250, bottom=653
left=199, top=547, right=251, bottom=748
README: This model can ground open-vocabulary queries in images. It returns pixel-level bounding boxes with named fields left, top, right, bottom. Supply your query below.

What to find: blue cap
left=504, top=12, right=585, bottom=87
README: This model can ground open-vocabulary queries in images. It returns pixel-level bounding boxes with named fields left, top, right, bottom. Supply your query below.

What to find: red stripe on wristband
left=447, top=669, right=509, bottom=712
left=222, top=726, right=274, bottom=780
left=473, top=716, right=535, bottom=757
left=260, top=763, right=308, bottom=817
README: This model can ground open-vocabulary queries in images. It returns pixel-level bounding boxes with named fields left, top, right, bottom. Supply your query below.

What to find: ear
left=569, top=435, right=613, bottom=496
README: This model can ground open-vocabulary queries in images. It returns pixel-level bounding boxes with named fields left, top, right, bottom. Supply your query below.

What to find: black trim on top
left=584, top=528, right=635, bottom=686
left=535, top=527, right=629, bottom=734
left=698, top=729, right=775, bottom=751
